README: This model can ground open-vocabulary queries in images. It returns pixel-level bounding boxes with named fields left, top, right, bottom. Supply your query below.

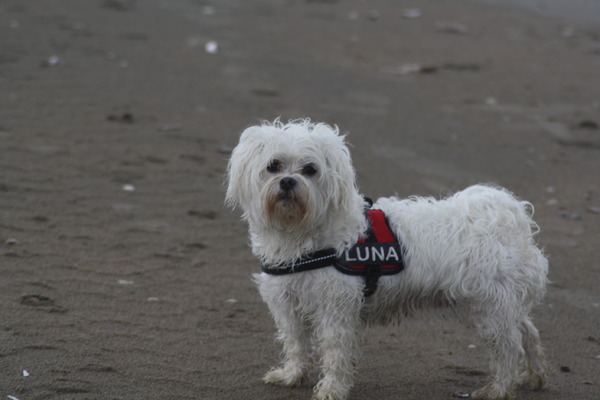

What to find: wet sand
left=1, top=0, right=599, bottom=399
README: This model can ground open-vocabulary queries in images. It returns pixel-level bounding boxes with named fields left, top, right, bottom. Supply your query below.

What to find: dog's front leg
left=312, top=293, right=364, bottom=400
left=262, top=291, right=313, bottom=387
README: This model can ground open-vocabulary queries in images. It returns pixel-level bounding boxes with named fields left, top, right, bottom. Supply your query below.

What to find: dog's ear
left=312, top=125, right=360, bottom=212
left=226, top=123, right=285, bottom=211
left=225, top=126, right=269, bottom=210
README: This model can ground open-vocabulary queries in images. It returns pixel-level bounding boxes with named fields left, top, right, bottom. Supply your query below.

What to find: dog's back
left=370, top=184, right=548, bottom=317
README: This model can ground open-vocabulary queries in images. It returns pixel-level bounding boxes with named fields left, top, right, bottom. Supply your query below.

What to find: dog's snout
left=279, top=177, right=297, bottom=192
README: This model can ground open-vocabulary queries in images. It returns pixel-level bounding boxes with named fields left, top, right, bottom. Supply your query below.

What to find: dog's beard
left=262, top=179, right=312, bottom=232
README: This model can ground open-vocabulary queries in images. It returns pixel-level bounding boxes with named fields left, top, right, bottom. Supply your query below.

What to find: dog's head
left=226, top=119, right=359, bottom=234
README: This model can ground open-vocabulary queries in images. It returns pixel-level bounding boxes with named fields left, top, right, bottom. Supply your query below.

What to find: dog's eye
left=302, top=164, right=317, bottom=176
left=267, top=160, right=282, bottom=173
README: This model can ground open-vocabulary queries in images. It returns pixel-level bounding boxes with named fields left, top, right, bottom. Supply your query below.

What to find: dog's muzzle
left=264, top=175, right=309, bottom=230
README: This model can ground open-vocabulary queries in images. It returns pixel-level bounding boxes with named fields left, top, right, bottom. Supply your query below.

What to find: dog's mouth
left=271, top=189, right=304, bottom=212
left=275, top=190, right=296, bottom=202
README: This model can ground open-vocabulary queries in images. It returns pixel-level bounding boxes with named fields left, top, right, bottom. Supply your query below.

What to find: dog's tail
left=459, top=185, right=549, bottom=305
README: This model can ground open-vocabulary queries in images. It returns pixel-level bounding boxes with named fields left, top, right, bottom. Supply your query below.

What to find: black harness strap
left=355, top=224, right=380, bottom=297
left=261, top=248, right=338, bottom=275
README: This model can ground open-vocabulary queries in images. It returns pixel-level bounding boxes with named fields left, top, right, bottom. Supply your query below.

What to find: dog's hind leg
left=263, top=297, right=313, bottom=387
left=518, top=316, right=547, bottom=391
left=472, top=303, right=524, bottom=400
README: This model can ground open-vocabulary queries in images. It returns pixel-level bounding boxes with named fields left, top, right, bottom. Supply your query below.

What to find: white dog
left=226, top=119, right=548, bottom=400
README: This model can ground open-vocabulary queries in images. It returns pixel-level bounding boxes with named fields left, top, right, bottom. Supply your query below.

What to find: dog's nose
left=279, top=177, right=297, bottom=191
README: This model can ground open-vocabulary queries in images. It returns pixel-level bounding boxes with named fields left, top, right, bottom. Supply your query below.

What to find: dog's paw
left=312, top=376, right=350, bottom=400
left=263, top=366, right=307, bottom=387
left=471, top=385, right=515, bottom=400
left=518, top=371, right=545, bottom=391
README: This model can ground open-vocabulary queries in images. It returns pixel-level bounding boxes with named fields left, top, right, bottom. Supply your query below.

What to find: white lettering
left=356, top=247, right=370, bottom=262
left=386, top=246, right=399, bottom=261
left=345, top=249, right=357, bottom=262
left=342, top=244, right=402, bottom=265
left=371, top=246, right=385, bottom=261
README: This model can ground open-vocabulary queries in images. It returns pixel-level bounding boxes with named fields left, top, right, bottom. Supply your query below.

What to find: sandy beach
left=1, top=0, right=599, bottom=398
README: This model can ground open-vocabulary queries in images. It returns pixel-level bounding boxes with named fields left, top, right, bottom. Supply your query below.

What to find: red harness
left=338, top=209, right=402, bottom=270
left=335, top=209, right=405, bottom=296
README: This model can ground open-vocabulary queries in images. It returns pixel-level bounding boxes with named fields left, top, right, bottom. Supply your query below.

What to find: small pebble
left=20, top=294, right=54, bottom=307
left=557, top=210, right=570, bottom=218
left=202, top=6, right=216, bottom=15
left=5, top=238, right=19, bottom=245
left=107, top=112, right=133, bottom=123
left=367, top=10, right=381, bottom=21
left=118, top=279, right=134, bottom=285
left=560, top=366, right=571, bottom=373
left=402, top=9, right=422, bottom=19
left=122, top=184, right=136, bottom=192
left=205, top=41, right=218, bottom=54
left=578, top=120, right=598, bottom=130
left=453, top=392, right=471, bottom=398
left=42, top=55, right=64, bottom=67
left=158, top=124, right=183, bottom=132
left=435, top=21, right=469, bottom=35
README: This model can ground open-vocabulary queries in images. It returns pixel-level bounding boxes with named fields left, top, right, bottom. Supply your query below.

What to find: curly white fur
left=226, top=119, right=548, bottom=400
